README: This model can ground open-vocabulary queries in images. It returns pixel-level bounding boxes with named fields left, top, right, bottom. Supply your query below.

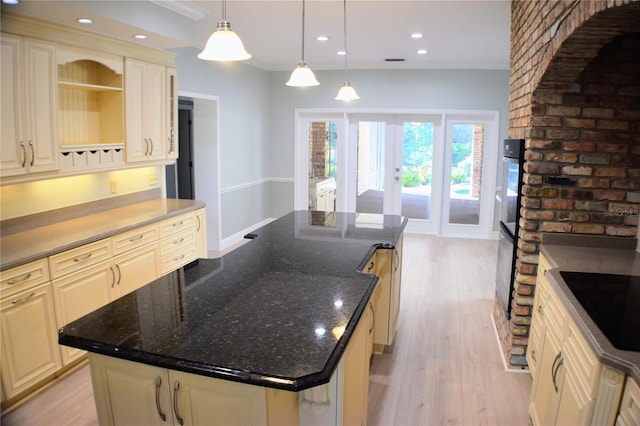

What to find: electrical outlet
left=110, top=180, right=117, bottom=193
left=148, top=173, right=159, bottom=186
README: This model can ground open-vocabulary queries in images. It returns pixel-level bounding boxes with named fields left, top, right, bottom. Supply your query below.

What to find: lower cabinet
left=617, top=377, right=640, bottom=426
left=90, top=353, right=268, bottom=426
left=52, top=260, right=114, bottom=365
left=342, top=303, right=371, bottom=426
left=111, top=243, right=161, bottom=299
left=0, top=282, right=62, bottom=399
left=371, top=234, right=403, bottom=353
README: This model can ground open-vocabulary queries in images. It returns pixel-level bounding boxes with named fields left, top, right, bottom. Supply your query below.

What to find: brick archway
left=495, top=0, right=640, bottom=369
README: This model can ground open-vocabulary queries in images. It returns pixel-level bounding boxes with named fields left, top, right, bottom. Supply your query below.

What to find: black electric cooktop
left=560, top=271, right=640, bottom=352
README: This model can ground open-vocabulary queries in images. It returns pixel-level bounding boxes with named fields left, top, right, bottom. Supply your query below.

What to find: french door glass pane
left=401, top=122, right=433, bottom=220
left=448, top=123, right=483, bottom=225
left=308, top=121, right=337, bottom=215
left=356, top=121, right=386, bottom=214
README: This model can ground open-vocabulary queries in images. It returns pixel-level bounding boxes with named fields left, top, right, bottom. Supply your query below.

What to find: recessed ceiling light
left=77, top=18, right=93, bottom=24
left=316, top=35, right=329, bottom=42
left=417, top=49, right=428, bottom=55
left=337, top=50, right=346, bottom=56
left=411, top=32, right=424, bottom=39
left=134, top=34, right=147, bottom=40
left=2, top=0, right=19, bottom=5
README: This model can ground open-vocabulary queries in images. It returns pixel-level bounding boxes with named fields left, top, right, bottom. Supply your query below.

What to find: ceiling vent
left=385, top=58, right=405, bottom=62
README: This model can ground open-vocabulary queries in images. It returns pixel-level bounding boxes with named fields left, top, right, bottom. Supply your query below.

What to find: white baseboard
left=217, top=217, right=277, bottom=252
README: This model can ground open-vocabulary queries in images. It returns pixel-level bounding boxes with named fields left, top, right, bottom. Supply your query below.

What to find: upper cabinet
left=1, top=34, right=59, bottom=178
left=0, top=12, right=178, bottom=185
left=125, top=58, right=166, bottom=163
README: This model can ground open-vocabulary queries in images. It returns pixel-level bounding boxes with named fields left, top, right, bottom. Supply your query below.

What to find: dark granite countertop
left=59, top=211, right=407, bottom=392
left=540, top=235, right=640, bottom=384
left=0, top=198, right=205, bottom=271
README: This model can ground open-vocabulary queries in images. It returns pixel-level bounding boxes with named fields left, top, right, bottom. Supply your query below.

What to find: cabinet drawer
left=617, top=378, right=640, bottom=426
left=0, top=258, right=50, bottom=298
left=48, top=239, right=112, bottom=280
left=161, top=245, right=197, bottom=275
left=160, top=229, right=196, bottom=257
left=159, top=212, right=195, bottom=237
left=543, top=281, right=567, bottom=343
left=112, top=224, right=159, bottom=255
left=527, top=319, right=543, bottom=378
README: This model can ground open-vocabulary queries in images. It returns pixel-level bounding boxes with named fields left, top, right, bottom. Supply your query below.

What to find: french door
left=294, top=110, right=498, bottom=238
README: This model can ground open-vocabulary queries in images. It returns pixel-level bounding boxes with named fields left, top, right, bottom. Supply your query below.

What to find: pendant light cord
left=301, top=0, right=306, bottom=61
left=342, top=0, right=349, bottom=81
left=221, top=0, right=227, bottom=21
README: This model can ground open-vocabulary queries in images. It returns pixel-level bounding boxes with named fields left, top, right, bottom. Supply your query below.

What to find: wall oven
left=495, top=139, right=525, bottom=316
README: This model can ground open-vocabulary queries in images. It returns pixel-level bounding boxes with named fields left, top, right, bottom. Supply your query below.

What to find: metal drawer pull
left=28, top=140, right=34, bottom=167
left=149, top=138, right=154, bottom=155
left=367, top=261, right=374, bottom=272
left=368, top=302, right=375, bottom=335
left=12, top=292, right=35, bottom=304
left=173, top=380, right=184, bottom=425
left=173, top=238, right=185, bottom=245
left=395, top=248, right=400, bottom=271
left=144, top=138, right=149, bottom=156
left=20, top=141, right=26, bottom=168
left=173, top=254, right=185, bottom=262
left=116, top=265, right=122, bottom=285
left=110, top=267, right=116, bottom=288
left=155, top=376, right=167, bottom=421
left=531, top=350, right=536, bottom=362
left=129, top=234, right=144, bottom=242
left=172, top=221, right=184, bottom=227
left=196, top=216, right=201, bottom=232
left=73, top=253, right=93, bottom=263
left=7, top=272, right=32, bottom=285
left=551, top=351, right=563, bottom=393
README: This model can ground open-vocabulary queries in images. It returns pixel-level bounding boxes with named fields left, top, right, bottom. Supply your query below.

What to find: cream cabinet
left=371, top=235, right=404, bottom=353
left=195, top=208, right=208, bottom=258
left=112, top=243, right=161, bottom=299
left=1, top=34, right=59, bottom=178
left=0, top=282, right=62, bottom=399
left=528, top=253, right=626, bottom=426
left=159, top=211, right=200, bottom=275
left=52, top=260, right=114, bottom=365
left=342, top=303, right=371, bottom=426
left=617, top=378, right=640, bottom=426
left=89, top=353, right=268, bottom=426
left=125, top=58, right=166, bottom=163
left=166, top=67, right=178, bottom=160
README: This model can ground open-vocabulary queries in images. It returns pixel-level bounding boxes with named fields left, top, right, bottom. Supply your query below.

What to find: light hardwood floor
left=1, top=233, right=531, bottom=426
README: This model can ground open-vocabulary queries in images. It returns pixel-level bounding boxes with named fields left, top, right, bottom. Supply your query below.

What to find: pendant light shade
left=197, top=1, right=251, bottom=61
left=287, top=0, right=319, bottom=86
left=335, top=83, right=360, bottom=101
left=287, top=61, right=320, bottom=86
left=335, top=0, right=359, bottom=100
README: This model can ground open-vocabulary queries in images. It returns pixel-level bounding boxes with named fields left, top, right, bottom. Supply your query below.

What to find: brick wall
left=309, top=122, right=328, bottom=178
left=494, top=0, right=640, bottom=368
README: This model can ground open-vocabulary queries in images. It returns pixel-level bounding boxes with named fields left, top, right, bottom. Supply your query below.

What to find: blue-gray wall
left=174, top=46, right=509, bottom=242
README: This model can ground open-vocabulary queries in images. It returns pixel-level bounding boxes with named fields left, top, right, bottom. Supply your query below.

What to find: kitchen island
left=59, top=210, right=406, bottom=425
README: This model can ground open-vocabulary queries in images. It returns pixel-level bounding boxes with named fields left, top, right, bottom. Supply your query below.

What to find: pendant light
left=335, top=0, right=359, bottom=101
left=197, top=0, right=251, bottom=61
left=286, top=0, right=320, bottom=86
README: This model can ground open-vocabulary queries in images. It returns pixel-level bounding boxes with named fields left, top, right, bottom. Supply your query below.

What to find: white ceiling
left=3, top=0, right=511, bottom=71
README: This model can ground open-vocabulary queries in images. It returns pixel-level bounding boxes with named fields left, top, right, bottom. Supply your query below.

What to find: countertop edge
left=1, top=199, right=206, bottom=271
left=540, top=245, right=640, bottom=384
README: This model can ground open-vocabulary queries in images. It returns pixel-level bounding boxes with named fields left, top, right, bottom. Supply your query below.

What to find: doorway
left=165, top=99, right=195, bottom=200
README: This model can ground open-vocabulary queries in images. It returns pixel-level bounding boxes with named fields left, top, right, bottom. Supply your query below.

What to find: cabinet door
left=389, top=237, right=403, bottom=343
left=89, top=353, right=171, bottom=426
left=195, top=209, right=207, bottom=258
left=1, top=35, right=58, bottom=177
left=0, top=282, right=62, bottom=399
left=342, top=306, right=370, bottom=426
left=145, top=63, right=166, bottom=161
left=24, top=38, right=59, bottom=173
left=124, top=58, right=147, bottom=163
left=0, top=34, right=26, bottom=177
left=529, top=331, right=563, bottom=426
left=166, top=67, right=178, bottom=160
left=617, top=378, right=640, bottom=426
left=371, top=249, right=392, bottom=350
left=112, top=243, right=160, bottom=299
left=52, top=260, right=115, bottom=365
left=555, top=370, right=594, bottom=426
left=170, top=370, right=267, bottom=426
